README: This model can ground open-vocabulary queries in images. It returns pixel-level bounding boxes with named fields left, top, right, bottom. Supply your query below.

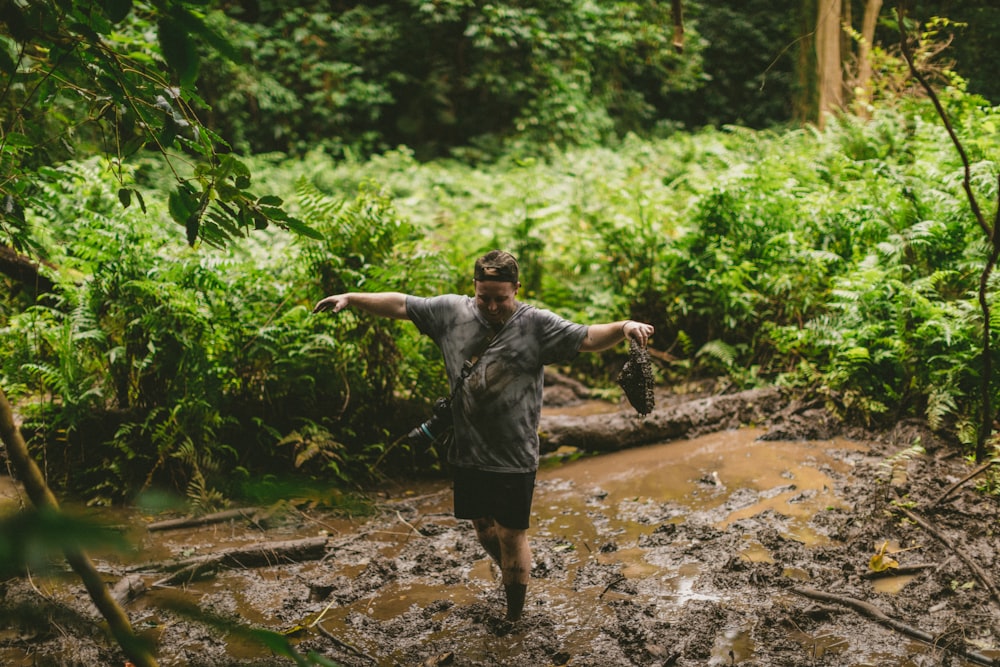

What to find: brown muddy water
left=2, top=426, right=997, bottom=666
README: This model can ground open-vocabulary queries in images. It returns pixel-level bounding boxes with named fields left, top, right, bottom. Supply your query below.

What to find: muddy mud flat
left=1, top=390, right=999, bottom=667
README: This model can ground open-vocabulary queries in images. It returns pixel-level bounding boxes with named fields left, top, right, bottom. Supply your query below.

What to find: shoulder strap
left=451, top=304, right=526, bottom=398
left=459, top=334, right=496, bottom=381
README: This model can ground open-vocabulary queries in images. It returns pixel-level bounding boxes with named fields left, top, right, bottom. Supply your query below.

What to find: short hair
left=474, top=250, right=520, bottom=284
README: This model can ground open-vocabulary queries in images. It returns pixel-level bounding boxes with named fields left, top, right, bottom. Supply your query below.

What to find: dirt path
left=1, top=397, right=998, bottom=666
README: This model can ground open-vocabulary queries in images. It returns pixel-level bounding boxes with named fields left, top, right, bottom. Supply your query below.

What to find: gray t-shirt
left=406, top=294, right=588, bottom=473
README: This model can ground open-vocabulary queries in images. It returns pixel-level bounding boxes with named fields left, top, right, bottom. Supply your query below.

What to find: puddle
left=0, top=427, right=862, bottom=663
left=711, top=626, right=755, bottom=665
left=871, top=573, right=920, bottom=594
left=662, top=563, right=719, bottom=604
left=739, top=540, right=775, bottom=563
left=537, top=427, right=862, bottom=544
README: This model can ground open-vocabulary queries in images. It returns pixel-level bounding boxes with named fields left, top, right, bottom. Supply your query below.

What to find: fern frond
left=698, top=339, right=738, bottom=368
left=295, top=178, right=348, bottom=225
left=925, top=386, right=958, bottom=432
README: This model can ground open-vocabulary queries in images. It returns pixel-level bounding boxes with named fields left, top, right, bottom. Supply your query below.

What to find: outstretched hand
left=313, top=294, right=349, bottom=314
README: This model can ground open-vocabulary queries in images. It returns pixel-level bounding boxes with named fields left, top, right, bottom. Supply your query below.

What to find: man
left=313, top=250, right=653, bottom=622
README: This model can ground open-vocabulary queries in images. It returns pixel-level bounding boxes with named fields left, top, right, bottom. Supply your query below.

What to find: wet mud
left=1, top=399, right=999, bottom=667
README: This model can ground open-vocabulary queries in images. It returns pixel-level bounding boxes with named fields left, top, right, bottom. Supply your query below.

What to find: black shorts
left=452, top=467, right=537, bottom=530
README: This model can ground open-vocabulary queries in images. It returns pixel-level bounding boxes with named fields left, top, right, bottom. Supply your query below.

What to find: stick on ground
left=791, top=587, right=997, bottom=666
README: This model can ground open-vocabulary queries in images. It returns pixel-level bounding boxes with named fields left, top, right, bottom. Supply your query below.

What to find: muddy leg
left=472, top=517, right=503, bottom=566
left=495, top=523, right=530, bottom=621
left=472, top=518, right=531, bottom=621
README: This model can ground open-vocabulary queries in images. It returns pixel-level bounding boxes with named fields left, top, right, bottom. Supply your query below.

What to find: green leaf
left=101, top=0, right=133, bottom=24
left=0, top=132, right=32, bottom=148
left=186, top=212, right=201, bottom=246
left=221, top=154, right=250, bottom=179
left=215, top=182, right=241, bottom=203
left=133, top=187, right=147, bottom=214
left=281, top=216, right=324, bottom=240
left=157, top=120, right=178, bottom=148
left=168, top=3, right=240, bottom=63
left=157, top=17, right=199, bottom=87
left=168, top=184, right=199, bottom=227
left=0, top=35, right=17, bottom=75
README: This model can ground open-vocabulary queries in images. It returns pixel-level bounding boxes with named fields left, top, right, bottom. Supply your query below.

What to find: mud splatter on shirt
left=407, top=294, right=587, bottom=472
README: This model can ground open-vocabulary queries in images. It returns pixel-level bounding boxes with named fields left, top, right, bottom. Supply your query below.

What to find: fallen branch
left=598, top=574, right=628, bottom=599
left=538, top=387, right=784, bottom=453
left=898, top=507, right=1000, bottom=608
left=933, top=459, right=999, bottom=507
left=0, top=243, right=57, bottom=294
left=315, top=623, right=379, bottom=664
left=151, top=535, right=328, bottom=587
left=791, top=587, right=997, bottom=666
left=147, top=508, right=261, bottom=532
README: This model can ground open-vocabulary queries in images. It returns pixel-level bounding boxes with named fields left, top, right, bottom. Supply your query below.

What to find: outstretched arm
left=579, top=320, right=654, bottom=352
left=313, top=292, right=411, bottom=320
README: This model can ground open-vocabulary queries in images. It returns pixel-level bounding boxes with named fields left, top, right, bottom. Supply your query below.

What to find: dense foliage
left=0, top=0, right=320, bottom=251
left=190, top=0, right=1000, bottom=158
left=196, top=0, right=701, bottom=158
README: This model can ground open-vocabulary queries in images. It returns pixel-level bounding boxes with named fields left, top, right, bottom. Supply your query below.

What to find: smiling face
left=474, top=279, right=519, bottom=325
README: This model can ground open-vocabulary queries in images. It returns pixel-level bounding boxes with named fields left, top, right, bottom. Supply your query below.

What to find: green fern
left=878, top=442, right=926, bottom=485
left=925, top=385, right=959, bottom=432
left=698, top=339, right=739, bottom=369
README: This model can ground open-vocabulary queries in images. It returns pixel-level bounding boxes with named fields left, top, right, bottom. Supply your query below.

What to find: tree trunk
left=670, top=0, right=685, bottom=53
left=854, top=0, right=883, bottom=118
left=794, top=0, right=818, bottom=124
left=816, top=0, right=844, bottom=127
left=0, top=388, right=158, bottom=667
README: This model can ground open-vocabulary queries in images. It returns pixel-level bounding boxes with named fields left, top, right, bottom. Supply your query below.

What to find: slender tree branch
left=898, top=507, right=1000, bottom=610
left=932, top=457, right=999, bottom=506
left=0, top=388, right=159, bottom=667
left=896, top=5, right=1000, bottom=462
left=895, top=8, right=988, bottom=235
